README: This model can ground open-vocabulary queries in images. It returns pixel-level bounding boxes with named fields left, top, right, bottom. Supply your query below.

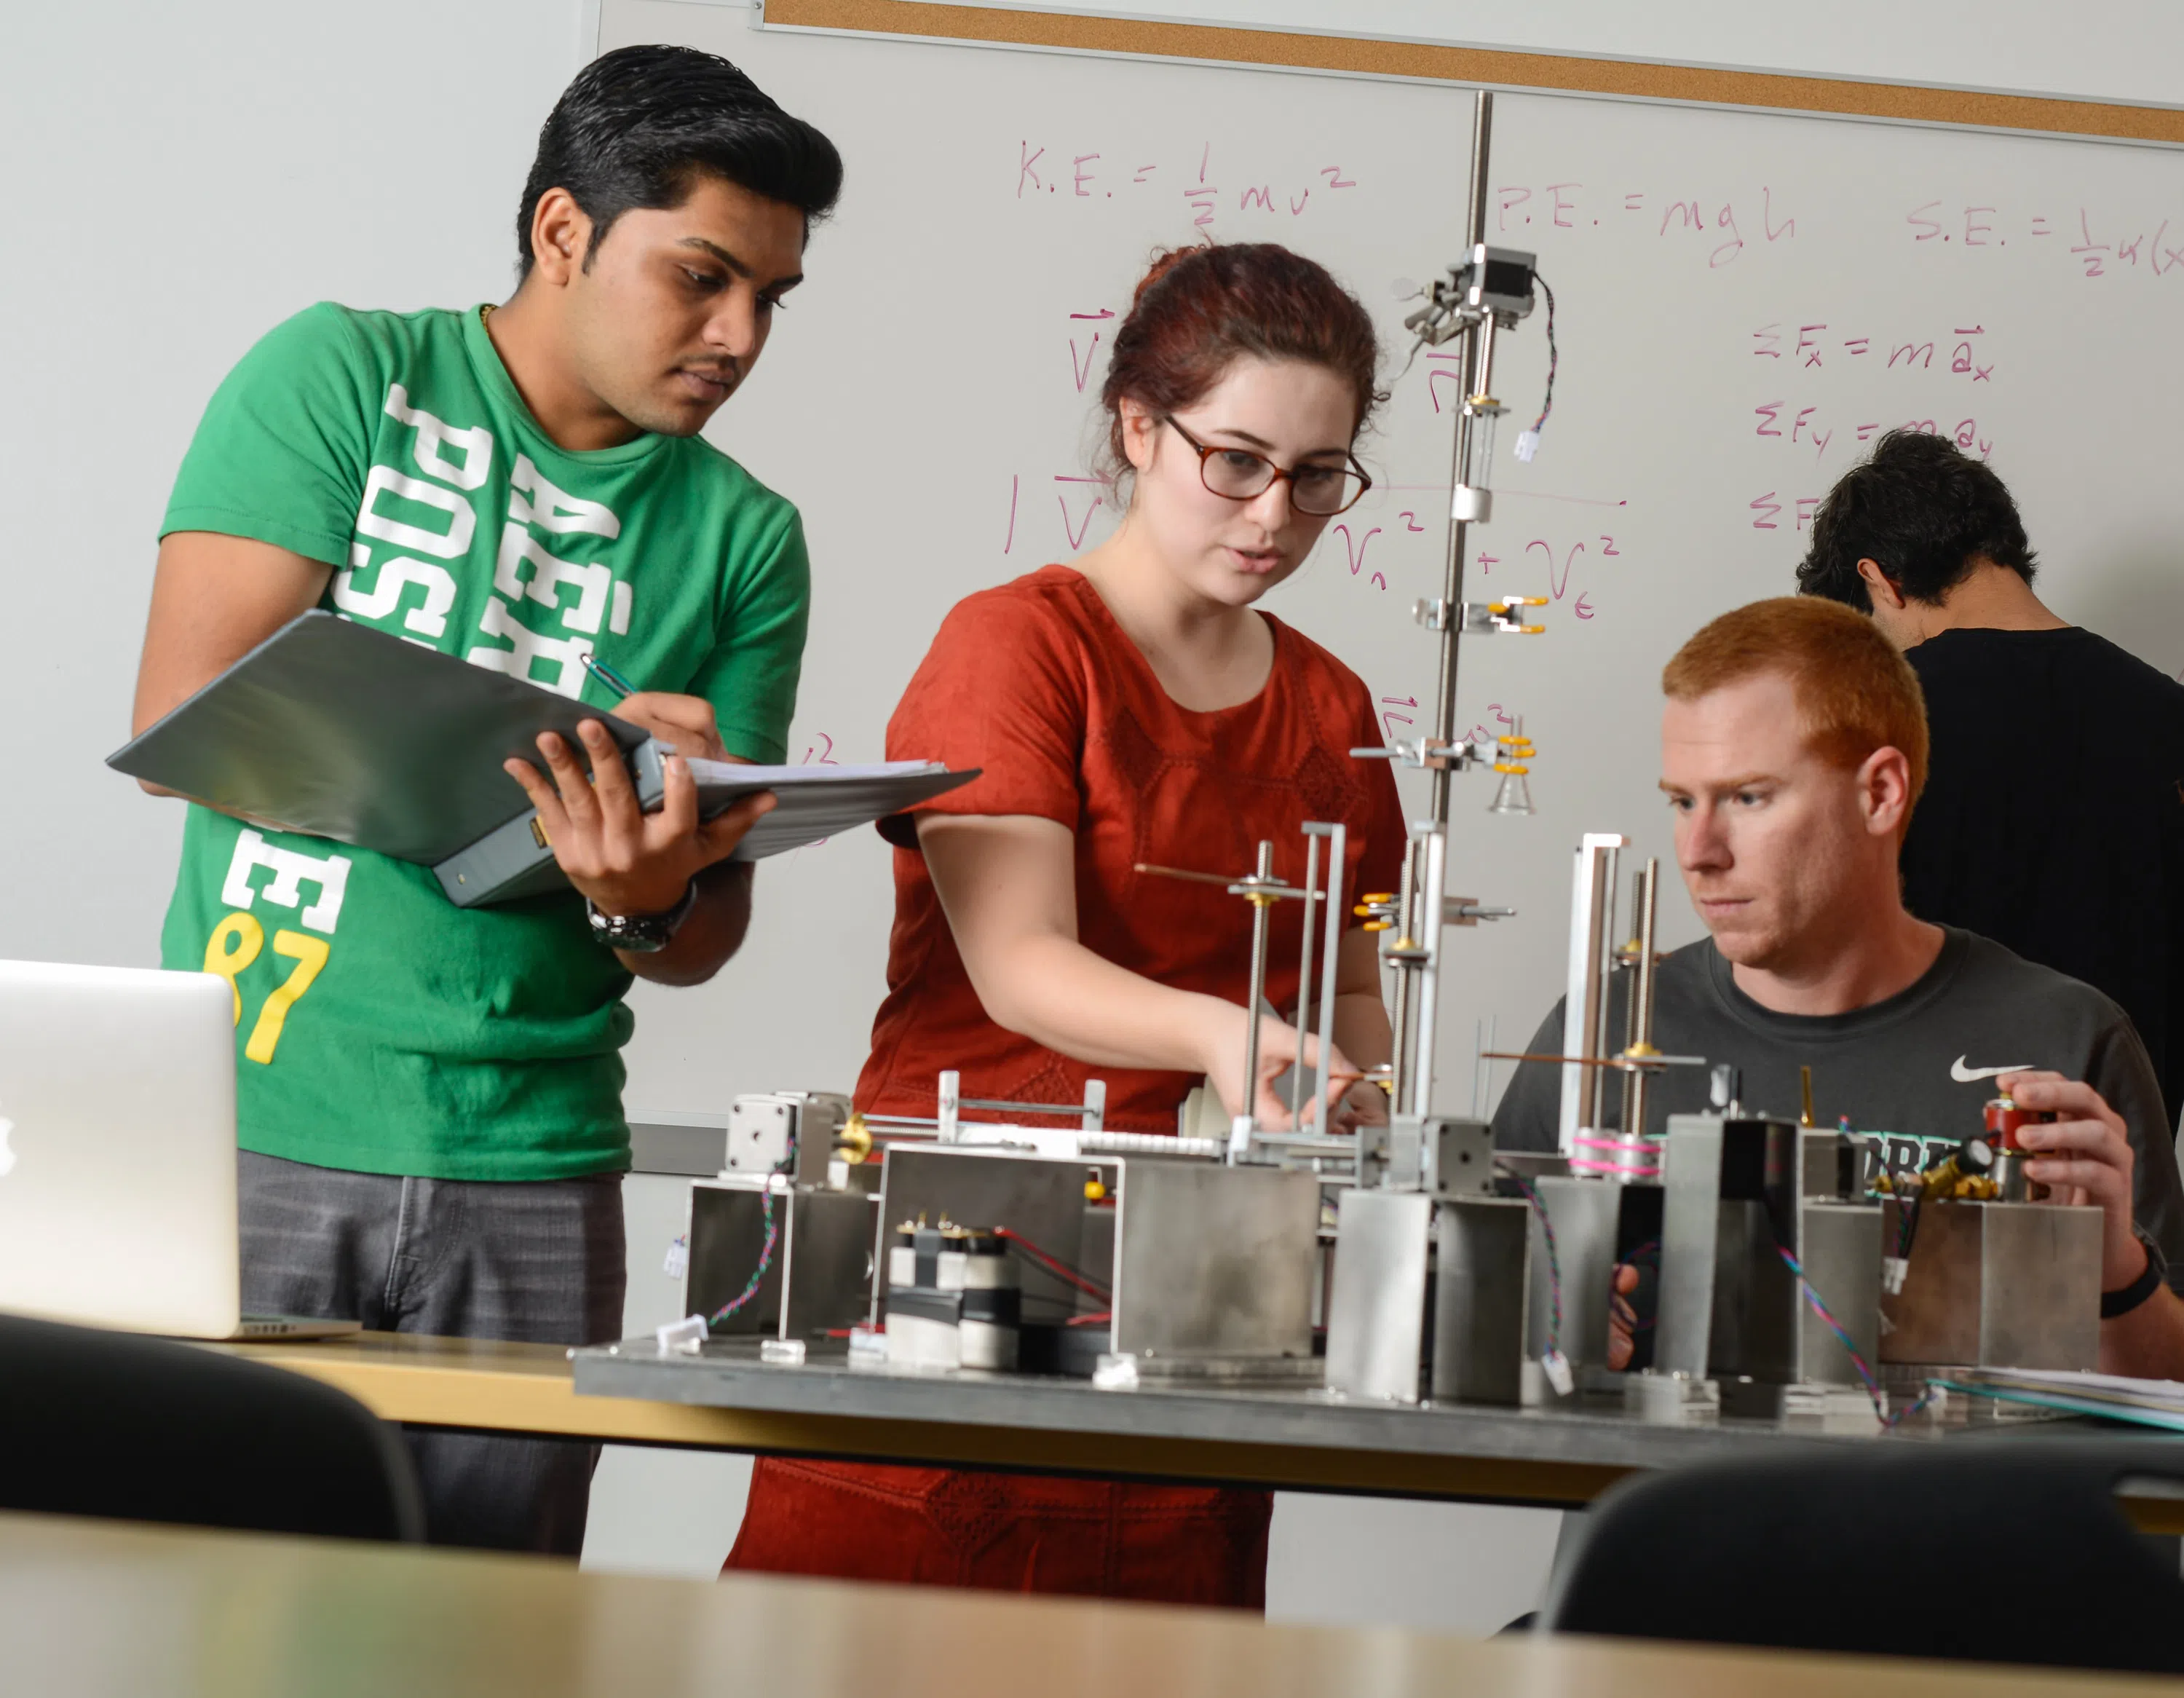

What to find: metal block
left=725, top=1091, right=851, bottom=1186
left=1324, top=1188, right=1436, bottom=1402
left=1380, top=1116, right=1495, bottom=1196
left=1426, top=1117, right=1497, bottom=1198
left=1525, top=1174, right=1623, bottom=1382
left=1431, top=1196, right=1532, bottom=1405
left=876, top=1144, right=1088, bottom=1325
left=1111, top=1161, right=1318, bottom=1364
left=1655, top=1114, right=1725, bottom=1377
left=1659, top=1115, right=1877, bottom=1387
left=1795, top=1201, right=1882, bottom=1386
left=1668, top=1116, right=1804, bottom=1380
left=724, top=1097, right=794, bottom=1174
left=686, top=1181, right=876, bottom=1338
left=1880, top=1199, right=2102, bottom=1370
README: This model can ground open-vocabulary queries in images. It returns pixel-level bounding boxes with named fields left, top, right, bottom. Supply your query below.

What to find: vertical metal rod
left=1465, top=92, right=1495, bottom=249
left=1409, top=826, right=1449, bottom=1118
left=1291, top=832, right=1322, bottom=1126
left=1239, top=840, right=1275, bottom=1134
left=1559, top=834, right=1628, bottom=1152
left=1313, top=823, right=1347, bottom=1138
left=1387, top=831, right=1420, bottom=1107
left=1618, top=869, right=1644, bottom=1137
left=1583, top=843, right=1620, bottom=1132
left=1425, top=87, right=1493, bottom=829
left=1626, top=858, right=1661, bottom=1141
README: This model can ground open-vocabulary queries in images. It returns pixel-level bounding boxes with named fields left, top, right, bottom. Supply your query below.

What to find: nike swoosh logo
left=1950, top=1056, right=2035, bottom=1083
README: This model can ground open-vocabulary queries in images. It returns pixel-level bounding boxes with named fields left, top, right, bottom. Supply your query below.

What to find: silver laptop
left=0, top=958, right=357, bottom=1341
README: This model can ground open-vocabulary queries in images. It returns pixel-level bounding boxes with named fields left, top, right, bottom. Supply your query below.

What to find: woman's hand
left=1198, top=1005, right=1366, bottom=1132
left=1333, top=1076, right=1390, bottom=1132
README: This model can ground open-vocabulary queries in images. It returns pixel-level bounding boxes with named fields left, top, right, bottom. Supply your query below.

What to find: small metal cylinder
left=1984, top=1094, right=2054, bottom=1151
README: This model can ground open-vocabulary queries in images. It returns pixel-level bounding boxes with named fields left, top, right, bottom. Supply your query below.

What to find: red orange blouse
left=855, top=564, right=1405, bottom=1129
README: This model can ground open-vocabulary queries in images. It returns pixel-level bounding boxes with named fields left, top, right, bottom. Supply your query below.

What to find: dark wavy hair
left=516, top=45, right=843, bottom=278
left=1796, top=428, right=2037, bottom=610
left=1098, top=243, right=1383, bottom=491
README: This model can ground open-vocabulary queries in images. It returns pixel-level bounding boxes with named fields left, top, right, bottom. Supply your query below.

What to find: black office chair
left=0, top=1314, right=423, bottom=1542
left=1538, top=1437, right=2184, bottom=1673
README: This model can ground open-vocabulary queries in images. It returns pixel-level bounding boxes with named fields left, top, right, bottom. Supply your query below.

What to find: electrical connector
left=654, top=1314, right=707, bottom=1355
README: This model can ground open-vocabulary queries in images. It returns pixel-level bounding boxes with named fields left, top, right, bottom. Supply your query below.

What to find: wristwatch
left=585, top=882, right=697, bottom=954
left=2102, top=1228, right=2169, bottom=1319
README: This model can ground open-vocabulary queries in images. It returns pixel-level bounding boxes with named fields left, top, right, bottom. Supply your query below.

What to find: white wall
left=913, top=0, right=2184, bottom=110
left=0, top=0, right=583, bottom=968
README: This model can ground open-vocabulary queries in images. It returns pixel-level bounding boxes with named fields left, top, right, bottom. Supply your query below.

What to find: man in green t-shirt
left=127, top=46, right=842, bottom=1552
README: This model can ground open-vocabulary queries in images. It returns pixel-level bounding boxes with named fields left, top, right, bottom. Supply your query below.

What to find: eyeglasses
left=1159, top=416, right=1372, bottom=517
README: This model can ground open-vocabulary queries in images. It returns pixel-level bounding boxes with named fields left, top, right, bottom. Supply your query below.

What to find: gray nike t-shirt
left=1490, top=927, right=2184, bottom=1283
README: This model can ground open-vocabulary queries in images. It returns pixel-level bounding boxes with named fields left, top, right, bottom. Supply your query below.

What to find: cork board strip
left=761, top=0, right=2184, bottom=148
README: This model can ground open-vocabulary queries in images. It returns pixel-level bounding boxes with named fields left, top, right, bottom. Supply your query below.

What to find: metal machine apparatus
left=1311, top=89, right=1574, bottom=1408
left=679, top=1091, right=879, bottom=1362
left=1875, top=1116, right=2103, bottom=1384
left=671, top=825, right=1354, bottom=1381
left=1653, top=1093, right=1883, bottom=1420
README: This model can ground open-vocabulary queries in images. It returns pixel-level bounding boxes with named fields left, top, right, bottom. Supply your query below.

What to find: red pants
left=725, top=1459, right=1272, bottom=1608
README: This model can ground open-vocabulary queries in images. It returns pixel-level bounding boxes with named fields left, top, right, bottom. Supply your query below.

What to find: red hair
left=1099, top=244, right=1382, bottom=486
left=1662, top=597, right=1929, bottom=806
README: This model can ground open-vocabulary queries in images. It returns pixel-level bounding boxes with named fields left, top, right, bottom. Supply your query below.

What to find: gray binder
left=110, top=611, right=975, bottom=908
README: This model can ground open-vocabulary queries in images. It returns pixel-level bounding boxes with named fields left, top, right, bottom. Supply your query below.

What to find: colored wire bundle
left=1773, top=1241, right=1936, bottom=1429
left=1497, top=1164, right=1563, bottom=1358
left=994, top=1226, right=1112, bottom=1303
left=708, top=1183, right=779, bottom=1327
left=1527, top=274, right=1559, bottom=437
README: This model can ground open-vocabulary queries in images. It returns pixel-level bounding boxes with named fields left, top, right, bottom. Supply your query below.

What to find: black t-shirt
left=1901, top=626, right=2184, bottom=1137
left=1489, top=928, right=2184, bottom=1287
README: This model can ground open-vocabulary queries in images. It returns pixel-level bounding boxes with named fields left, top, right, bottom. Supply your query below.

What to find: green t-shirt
left=157, top=301, right=810, bottom=1180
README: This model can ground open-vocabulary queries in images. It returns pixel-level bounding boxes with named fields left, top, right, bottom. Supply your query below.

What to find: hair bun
left=1129, top=245, right=1200, bottom=309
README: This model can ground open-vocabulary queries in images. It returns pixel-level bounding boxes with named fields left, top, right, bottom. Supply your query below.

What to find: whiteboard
left=604, top=0, right=2184, bottom=1124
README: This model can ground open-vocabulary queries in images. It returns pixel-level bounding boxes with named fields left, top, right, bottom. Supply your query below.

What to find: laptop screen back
left=0, top=960, right=241, bottom=1336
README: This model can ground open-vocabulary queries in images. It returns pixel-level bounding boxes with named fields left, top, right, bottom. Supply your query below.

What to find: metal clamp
left=1464, top=596, right=1548, bottom=636
left=1348, top=737, right=1485, bottom=773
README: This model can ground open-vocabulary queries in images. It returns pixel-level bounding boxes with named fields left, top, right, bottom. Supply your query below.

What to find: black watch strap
left=2101, top=1249, right=2166, bottom=1319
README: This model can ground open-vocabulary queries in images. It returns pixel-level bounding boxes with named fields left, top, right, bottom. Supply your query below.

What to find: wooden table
left=224, top=1332, right=2184, bottom=1531
left=0, top=1509, right=2164, bottom=1697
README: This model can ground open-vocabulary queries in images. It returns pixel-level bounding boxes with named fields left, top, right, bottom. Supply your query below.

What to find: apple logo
left=0, top=1107, right=15, bottom=1178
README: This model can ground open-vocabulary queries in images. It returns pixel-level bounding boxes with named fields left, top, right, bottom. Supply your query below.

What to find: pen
left=580, top=652, right=641, bottom=701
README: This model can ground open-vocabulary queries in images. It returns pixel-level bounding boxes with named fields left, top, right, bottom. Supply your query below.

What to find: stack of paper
left=1939, top=1367, right=2184, bottom=1432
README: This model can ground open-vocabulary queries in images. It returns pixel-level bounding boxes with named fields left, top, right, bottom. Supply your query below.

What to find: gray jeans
left=238, top=1149, right=627, bottom=1555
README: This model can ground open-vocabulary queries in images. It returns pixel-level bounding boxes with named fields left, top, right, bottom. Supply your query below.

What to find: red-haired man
left=1492, top=597, right=2184, bottom=1376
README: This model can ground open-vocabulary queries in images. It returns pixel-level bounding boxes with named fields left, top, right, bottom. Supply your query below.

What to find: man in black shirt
left=1795, top=430, right=2184, bottom=1137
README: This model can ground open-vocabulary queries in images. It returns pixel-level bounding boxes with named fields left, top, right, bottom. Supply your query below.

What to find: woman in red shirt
left=727, top=242, right=1406, bottom=1608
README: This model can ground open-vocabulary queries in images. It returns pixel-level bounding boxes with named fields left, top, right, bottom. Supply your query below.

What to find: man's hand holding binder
left=505, top=711, right=776, bottom=982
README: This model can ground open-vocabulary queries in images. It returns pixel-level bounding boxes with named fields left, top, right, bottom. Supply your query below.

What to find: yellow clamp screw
left=1354, top=893, right=1396, bottom=933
